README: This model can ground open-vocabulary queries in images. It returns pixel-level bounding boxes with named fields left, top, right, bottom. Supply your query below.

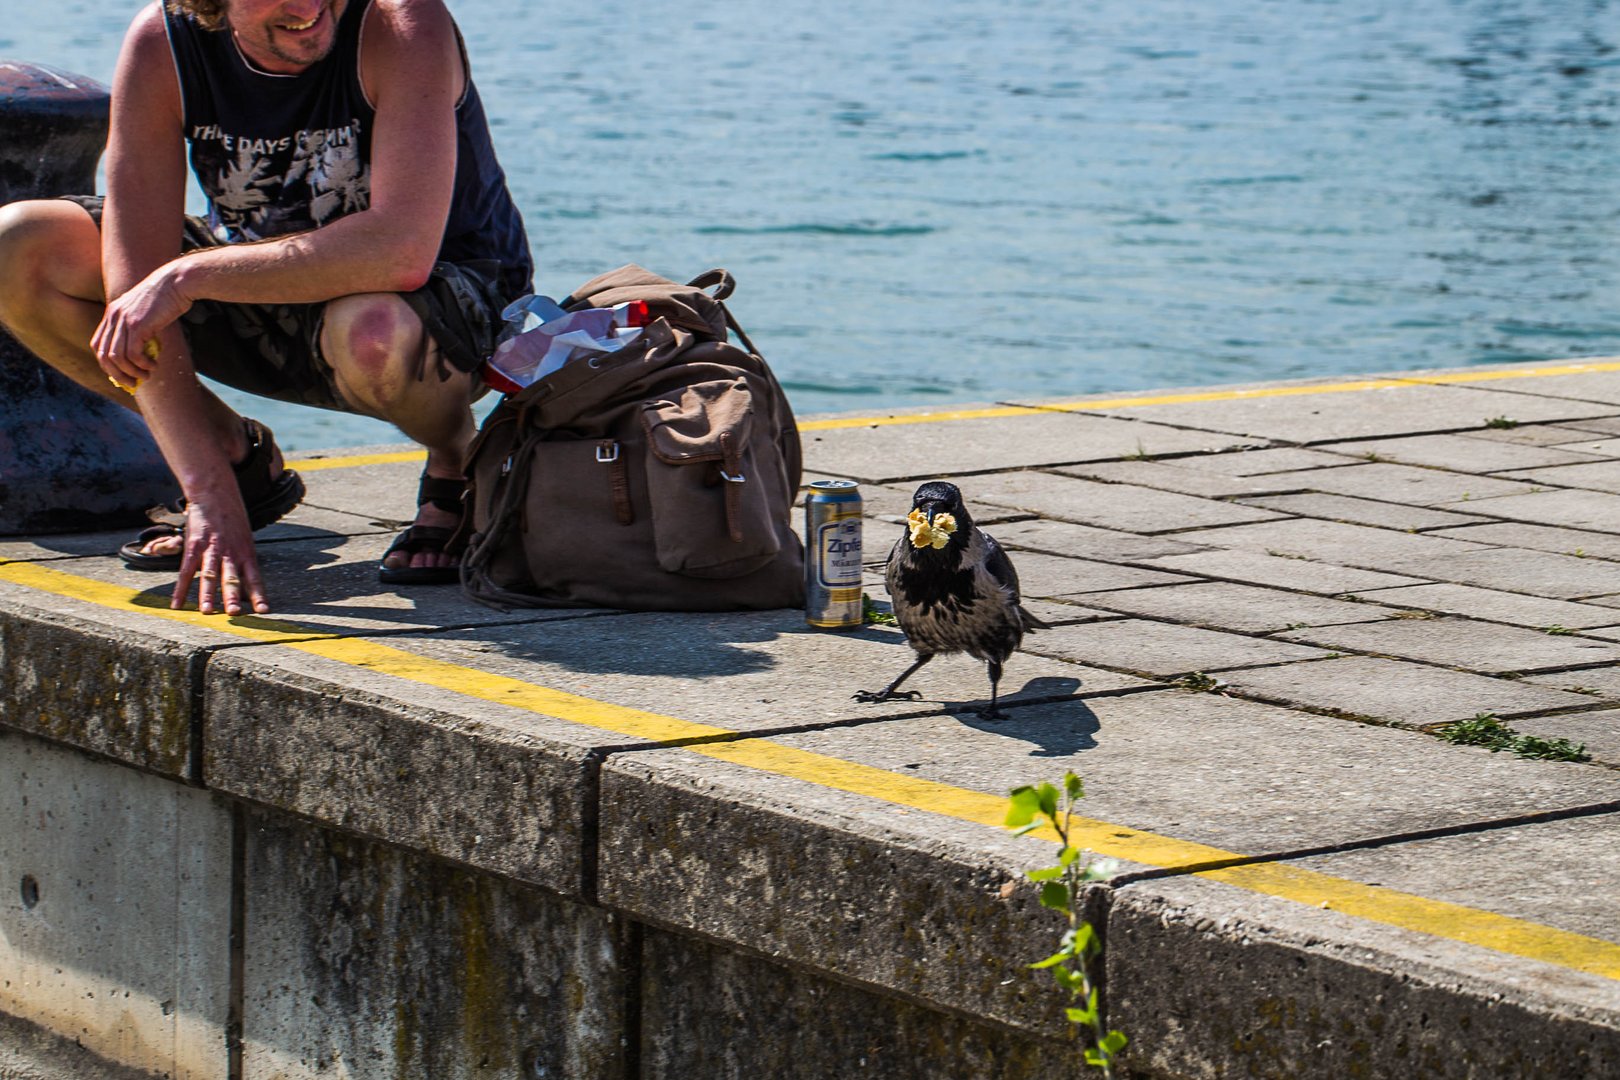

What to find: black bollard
left=0, top=61, right=176, bottom=536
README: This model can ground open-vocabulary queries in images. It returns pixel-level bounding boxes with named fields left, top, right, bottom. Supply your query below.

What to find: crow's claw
left=976, top=706, right=1009, bottom=722
left=853, top=689, right=923, bottom=704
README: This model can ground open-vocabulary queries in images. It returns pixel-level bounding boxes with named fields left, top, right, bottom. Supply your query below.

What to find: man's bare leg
left=321, top=292, right=474, bottom=574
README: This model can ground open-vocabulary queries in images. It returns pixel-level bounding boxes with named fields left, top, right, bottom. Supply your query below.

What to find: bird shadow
left=954, top=676, right=1101, bottom=757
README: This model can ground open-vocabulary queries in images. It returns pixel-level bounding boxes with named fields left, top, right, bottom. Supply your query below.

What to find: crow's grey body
left=857, top=481, right=1045, bottom=718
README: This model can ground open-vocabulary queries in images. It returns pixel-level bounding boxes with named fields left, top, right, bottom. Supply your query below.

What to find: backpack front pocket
left=642, top=378, right=783, bottom=579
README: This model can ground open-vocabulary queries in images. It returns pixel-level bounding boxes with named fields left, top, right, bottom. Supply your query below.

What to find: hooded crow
left=856, top=480, right=1047, bottom=719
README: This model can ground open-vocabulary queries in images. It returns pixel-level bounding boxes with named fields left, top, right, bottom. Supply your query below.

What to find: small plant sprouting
left=1484, top=416, right=1520, bottom=429
left=1391, top=609, right=1438, bottom=620
left=1177, top=672, right=1226, bottom=693
left=1006, top=775, right=1128, bottom=1076
left=1544, top=625, right=1576, bottom=636
left=862, top=594, right=898, bottom=626
left=1437, top=713, right=1589, bottom=762
left=1128, top=439, right=1153, bottom=462
left=1573, top=548, right=1588, bottom=559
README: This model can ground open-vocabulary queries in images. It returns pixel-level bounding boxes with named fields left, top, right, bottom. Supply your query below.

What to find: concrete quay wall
left=8, top=360, right=1620, bottom=1077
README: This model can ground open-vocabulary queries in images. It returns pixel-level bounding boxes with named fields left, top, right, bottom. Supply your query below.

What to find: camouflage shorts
left=64, top=195, right=508, bottom=411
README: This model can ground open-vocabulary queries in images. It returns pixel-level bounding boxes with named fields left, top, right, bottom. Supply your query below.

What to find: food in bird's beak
left=907, top=508, right=958, bottom=550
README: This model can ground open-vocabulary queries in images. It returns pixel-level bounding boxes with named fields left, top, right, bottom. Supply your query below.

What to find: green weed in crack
left=1438, top=713, right=1589, bottom=762
left=1006, top=774, right=1128, bottom=1075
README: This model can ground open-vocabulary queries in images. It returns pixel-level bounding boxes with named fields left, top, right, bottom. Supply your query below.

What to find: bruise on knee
left=322, top=295, right=430, bottom=404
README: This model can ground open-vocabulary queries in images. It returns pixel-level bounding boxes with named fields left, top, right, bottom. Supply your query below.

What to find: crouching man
left=0, top=0, right=532, bottom=614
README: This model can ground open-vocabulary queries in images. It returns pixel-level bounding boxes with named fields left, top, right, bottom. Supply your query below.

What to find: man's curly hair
left=164, top=0, right=228, bottom=31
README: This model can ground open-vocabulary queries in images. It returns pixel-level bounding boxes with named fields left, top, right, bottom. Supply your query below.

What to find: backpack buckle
left=596, top=441, right=620, bottom=463
left=719, top=469, right=746, bottom=483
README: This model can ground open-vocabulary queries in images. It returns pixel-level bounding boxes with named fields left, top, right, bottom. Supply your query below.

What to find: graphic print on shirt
left=190, top=118, right=370, bottom=241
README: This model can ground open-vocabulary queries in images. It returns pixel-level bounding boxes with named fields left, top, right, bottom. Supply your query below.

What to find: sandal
left=377, top=473, right=466, bottom=586
left=118, top=418, right=306, bottom=572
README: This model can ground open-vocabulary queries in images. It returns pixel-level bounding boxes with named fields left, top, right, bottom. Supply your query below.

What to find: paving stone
left=968, top=472, right=1284, bottom=534
left=1022, top=618, right=1331, bottom=678
left=1276, top=618, right=1620, bottom=676
left=1039, top=381, right=1615, bottom=444
left=1391, top=548, right=1620, bottom=601
left=1463, top=422, right=1620, bottom=447
left=1242, top=462, right=1538, bottom=506
left=1140, top=547, right=1428, bottom=594
left=1428, top=522, right=1620, bottom=561
left=1017, top=599, right=1120, bottom=626
left=1050, top=459, right=1303, bottom=499
left=1172, top=517, right=1493, bottom=570
left=293, top=450, right=437, bottom=524
left=985, top=518, right=1211, bottom=562
left=986, top=550, right=1191, bottom=597
left=1292, top=814, right=1620, bottom=944
left=1451, top=370, right=1620, bottom=406
left=1551, top=415, right=1620, bottom=437
left=1216, top=656, right=1594, bottom=724
left=1508, top=712, right=1620, bottom=767
left=769, top=692, right=1620, bottom=855
left=1080, top=581, right=1398, bottom=635
left=1345, top=583, right=1620, bottom=630
left=1549, top=436, right=1620, bottom=456
left=1434, top=488, right=1620, bottom=531
left=1500, top=460, right=1620, bottom=495
left=1323, top=433, right=1609, bottom=473
left=1168, top=446, right=1364, bottom=475
left=1237, top=492, right=1483, bottom=531
left=1522, top=667, right=1620, bottom=701
left=799, top=408, right=1225, bottom=484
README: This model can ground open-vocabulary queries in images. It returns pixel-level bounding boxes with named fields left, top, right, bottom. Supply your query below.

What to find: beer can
left=805, top=479, right=864, bottom=628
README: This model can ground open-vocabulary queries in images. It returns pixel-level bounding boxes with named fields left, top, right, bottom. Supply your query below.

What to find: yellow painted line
left=4, top=556, right=1619, bottom=980
left=1402, top=359, right=1620, bottom=386
left=801, top=405, right=1048, bottom=431
left=288, top=449, right=427, bottom=471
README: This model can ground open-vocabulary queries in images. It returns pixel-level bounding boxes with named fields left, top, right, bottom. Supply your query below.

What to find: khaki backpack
left=458, top=265, right=806, bottom=612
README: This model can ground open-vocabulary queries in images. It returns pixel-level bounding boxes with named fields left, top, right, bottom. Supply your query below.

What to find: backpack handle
left=686, top=269, right=735, bottom=301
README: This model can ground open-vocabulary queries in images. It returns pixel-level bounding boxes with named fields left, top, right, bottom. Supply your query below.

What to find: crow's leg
left=854, top=653, right=932, bottom=704
left=977, top=659, right=1008, bottom=720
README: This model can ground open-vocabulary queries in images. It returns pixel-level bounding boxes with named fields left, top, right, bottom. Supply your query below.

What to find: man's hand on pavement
left=172, top=495, right=271, bottom=616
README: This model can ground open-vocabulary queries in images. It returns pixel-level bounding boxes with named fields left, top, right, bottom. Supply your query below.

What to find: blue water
left=7, top=0, right=1619, bottom=451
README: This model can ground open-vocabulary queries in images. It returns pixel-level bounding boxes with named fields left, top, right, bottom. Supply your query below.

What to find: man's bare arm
left=97, top=3, right=270, bottom=615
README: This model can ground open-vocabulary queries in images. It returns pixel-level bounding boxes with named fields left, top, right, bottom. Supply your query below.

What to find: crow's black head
left=911, top=481, right=966, bottom=518
left=904, top=481, right=973, bottom=555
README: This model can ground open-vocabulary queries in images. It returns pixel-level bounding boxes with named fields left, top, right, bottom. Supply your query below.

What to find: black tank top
left=164, top=0, right=533, bottom=299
